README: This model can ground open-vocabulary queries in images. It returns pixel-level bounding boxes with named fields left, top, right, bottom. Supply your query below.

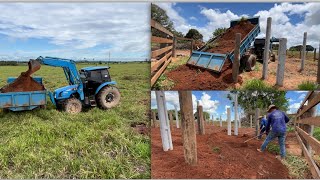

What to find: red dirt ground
left=207, top=20, right=255, bottom=54
left=0, top=73, right=44, bottom=93
left=166, top=60, right=242, bottom=90
left=152, top=125, right=294, bottom=179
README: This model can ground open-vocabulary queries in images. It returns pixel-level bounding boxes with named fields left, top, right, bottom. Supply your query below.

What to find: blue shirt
left=266, top=110, right=290, bottom=133
left=260, top=118, right=267, bottom=129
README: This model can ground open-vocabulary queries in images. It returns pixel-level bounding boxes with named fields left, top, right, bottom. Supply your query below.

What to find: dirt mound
left=207, top=20, right=255, bottom=54
left=166, top=60, right=242, bottom=90
left=152, top=126, right=290, bottom=179
left=0, top=73, right=44, bottom=93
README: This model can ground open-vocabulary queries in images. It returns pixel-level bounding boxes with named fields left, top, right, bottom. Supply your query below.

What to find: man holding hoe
left=257, top=105, right=290, bottom=159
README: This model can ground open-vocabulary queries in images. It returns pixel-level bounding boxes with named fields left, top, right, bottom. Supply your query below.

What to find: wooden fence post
left=255, top=108, right=260, bottom=136
left=152, top=111, right=156, bottom=128
left=190, top=40, right=194, bottom=56
left=300, top=32, right=307, bottom=71
left=220, top=115, right=222, bottom=127
left=197, top=104, right=205, bottom=135
left=318, top=43, right=320, bottom=83
left=227, top=107, right=231, bottom=136
left=314, top=48, right=317, bottom=61
left=232, top=33, right=241, bottom=82
left=169, top=111, right=174, bottom=129
left=178, top=91, right=197, bottom=165
left=155, top=91, right=173, bottom=151
left=262, top=17, right=272, bottom=80
left=276, top=38, right=287, bottom=86
left=234, top=93, right=238, bottom=136
left=250, top=115, right=253, bottom=128
left=172, top=36, right=176, bottom=58
left=174, top=105, right=180, bottom=128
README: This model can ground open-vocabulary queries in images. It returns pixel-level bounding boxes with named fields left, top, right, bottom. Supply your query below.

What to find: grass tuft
left=241, top=79, right=273, bottom=91
left=297, top=81, right=319, bottom=90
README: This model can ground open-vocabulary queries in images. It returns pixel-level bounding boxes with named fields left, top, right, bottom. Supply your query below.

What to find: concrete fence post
left=239, top=110, right=241, bottom=128
left=220, top=115, right=222, bottom=127
left=234, top=94, right=238, bottom=136
left=174, top=105, right=180, bottom=129
left=262, top=17, right=272, bottom=80
left=227, top=107, right=231, bottom=136
left=300, top=32, right=307, bottom=71
left=156, top=91, right=173, bottom=151
left=232, top=33, right=241, bottom=82
left=255, top=108, right=260, bottom=136
left=212, top=115, right=214, bottom=126
left=178, top=91, right=197, bottom=165
left=276, top=38, right=287, bottom=87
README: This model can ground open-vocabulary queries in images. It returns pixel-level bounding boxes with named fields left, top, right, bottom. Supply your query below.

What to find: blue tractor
left=33, top=56, right=120, bottom=114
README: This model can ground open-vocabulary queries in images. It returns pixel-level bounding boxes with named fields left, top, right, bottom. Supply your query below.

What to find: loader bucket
left=25, top=60, right=41, bottom=76
left=187, top=51, right=228, bottom=73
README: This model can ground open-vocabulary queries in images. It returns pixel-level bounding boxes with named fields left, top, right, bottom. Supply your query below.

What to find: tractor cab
left=79, top=66, right=111, bottom=83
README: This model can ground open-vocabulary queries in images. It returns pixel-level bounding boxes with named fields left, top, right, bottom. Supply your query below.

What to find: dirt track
left=152, top=125, right=297, bottom=179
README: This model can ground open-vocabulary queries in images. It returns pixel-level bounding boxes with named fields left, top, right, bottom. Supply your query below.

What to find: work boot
left=257, top=148, right=262, bottom=153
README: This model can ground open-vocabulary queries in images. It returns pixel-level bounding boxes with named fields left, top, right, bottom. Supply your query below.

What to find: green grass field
left=0, top=62, right=150, bottom=178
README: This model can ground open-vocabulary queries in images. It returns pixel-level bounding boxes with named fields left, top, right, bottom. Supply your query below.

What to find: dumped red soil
left=0, top=74, right=44, bottom=93
left=166, top=60, right=242, bottom=90
left=207, top=20, right=255, bottom=54
left=152, top=126, right=292, bottom=179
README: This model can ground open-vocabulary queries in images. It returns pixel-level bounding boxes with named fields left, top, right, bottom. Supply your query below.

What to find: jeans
left=261, top=131, right=286, bottom=158
left=258, top=127, right=266, bottom=139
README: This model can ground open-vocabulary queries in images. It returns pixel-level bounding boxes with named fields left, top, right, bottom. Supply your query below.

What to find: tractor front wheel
left=63, top=98, right=82, bottom=114
left=97, top=86, right=121, bottom=110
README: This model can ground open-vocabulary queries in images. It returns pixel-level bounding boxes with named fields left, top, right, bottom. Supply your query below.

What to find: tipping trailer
left=187, top=17, right=261, bottom=72
left=0, top=77, right=46, bottom=111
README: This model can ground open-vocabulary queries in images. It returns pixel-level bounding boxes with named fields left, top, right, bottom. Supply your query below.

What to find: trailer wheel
left=246, top=54, right=257, bottom=71
left=63, top=98, right=82, bottom=114
left=97, top=86, right=121, bottom=110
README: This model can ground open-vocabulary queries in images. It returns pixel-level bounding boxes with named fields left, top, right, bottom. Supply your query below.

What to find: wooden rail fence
left=295, top=91, right=320, bottom=179
left=151, top=19, right=173, bottom=87
left=151, top=19, right=193, bottom=87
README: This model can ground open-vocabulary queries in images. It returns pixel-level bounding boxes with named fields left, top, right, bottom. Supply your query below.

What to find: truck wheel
left=245, top=54, right=257, bottom=71
left=270, top=54, right=276, bottom=62
left=97, top=86, right=121, bottom=110
left=63, top=98, right=82, bottom=114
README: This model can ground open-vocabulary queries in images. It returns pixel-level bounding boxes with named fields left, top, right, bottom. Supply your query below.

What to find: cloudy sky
left=0, top=3, right=150, bottom=61
left=151, top=91, right=319, bottom=121
left=155, top=2, right=320, bottom=48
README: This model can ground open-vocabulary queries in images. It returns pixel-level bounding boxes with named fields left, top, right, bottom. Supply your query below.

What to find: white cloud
left=298, top=93, right=306, bottom=100
left=189, top=16, right=198, bottom=21
left=287, top=101, right=302, bottom=114
left=0, top=3, right=150, bottom=59
left=197, top=92, right=219, bottom=115
left=157, top=2, right=320, bottom=48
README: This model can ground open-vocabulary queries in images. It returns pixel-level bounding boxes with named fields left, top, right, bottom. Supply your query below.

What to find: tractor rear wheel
left=245, top=54, right=257, bottom=71
left=63, top=98, right=82, bottom=114
left=97, top=86, right=121, bottom=110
